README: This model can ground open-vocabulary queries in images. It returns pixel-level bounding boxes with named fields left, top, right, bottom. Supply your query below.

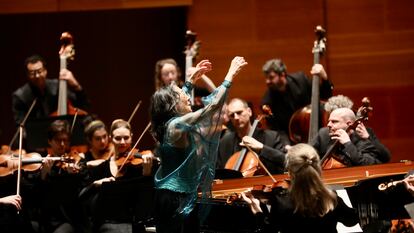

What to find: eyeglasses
left=27, top=68, right=45, bottom=77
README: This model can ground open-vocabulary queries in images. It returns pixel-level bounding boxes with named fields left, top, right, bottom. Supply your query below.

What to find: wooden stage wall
left=187, top=0, right=414, bottom=163
left=0, top=0, right=413, bottom=163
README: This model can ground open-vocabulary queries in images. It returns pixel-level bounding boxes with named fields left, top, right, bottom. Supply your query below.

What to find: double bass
left=289, top=25, right=328, bottom=144
left=51, top=32, right=87, bottom=117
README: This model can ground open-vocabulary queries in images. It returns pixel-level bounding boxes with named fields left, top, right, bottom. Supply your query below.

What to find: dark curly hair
left=150, top=85, right=180, bottom=143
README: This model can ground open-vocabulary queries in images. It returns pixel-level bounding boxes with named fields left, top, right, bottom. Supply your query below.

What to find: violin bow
left=16, top=125, right=23, bottom=204
left=244, top=145, right=277, bottom=183
left=7, top=99, right=37, bottom=155
left=115, top=122, right=151, bottom=177
left=70, top=108, right=79, bottom=134
left=127, top=100, right=142, bottom=124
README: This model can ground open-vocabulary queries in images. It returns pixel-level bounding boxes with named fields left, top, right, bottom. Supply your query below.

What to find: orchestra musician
left=241, top=143, right=359, bottom=233
left=260, top=58, right=333, bottom=145
left=39, top=119, right=89, bottom=233
left=324, top=95, right=391, bottom=164
left=216, top=98, right=286, bottom=175
left=83, top=120, right=113, bottom=163
left=80, top=119, right=155, bottom=233
left=12, top=54, right=89, bottom=125
left=150, top=57, right=247, bottom=233
left=154, top=58, right=216, bottom=109
left=311, top=108, right=384, bottom=166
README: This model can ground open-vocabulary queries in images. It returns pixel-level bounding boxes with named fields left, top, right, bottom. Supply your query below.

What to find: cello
left=289, top=25, right=328, bottom=144
left=224, top=106, right=272, bottom=177
left=320, top=97, right=373, bottom=169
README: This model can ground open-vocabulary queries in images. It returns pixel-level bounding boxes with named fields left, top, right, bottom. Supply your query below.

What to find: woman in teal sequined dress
left=150, top=57, right=247, bottom=233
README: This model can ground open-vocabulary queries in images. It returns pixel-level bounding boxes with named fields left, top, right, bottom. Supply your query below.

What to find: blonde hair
left=110, top=119, right=131, bottom=137
left=286, top=143, right=337, bottom=217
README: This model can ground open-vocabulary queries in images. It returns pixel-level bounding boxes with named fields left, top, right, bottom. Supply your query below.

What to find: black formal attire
left=80, top=156, right=156, bottom=233
left=312, top=127, right=384, bottom=166
left=254, top=191, right=359, bottom=233
left=12, top=79, right=89, bottom=125
left=365, top=127, right=391, bottom=163
left=261, top=72, right=333, bottom=144
left=40, top=162, right=89, bottom=233
left=0, top=174, right=38, bottom=233
left=216, top=128, right=286, bottom=175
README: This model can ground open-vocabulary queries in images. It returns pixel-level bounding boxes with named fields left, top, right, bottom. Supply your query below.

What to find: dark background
left=0, top=7, right=187, bottom=149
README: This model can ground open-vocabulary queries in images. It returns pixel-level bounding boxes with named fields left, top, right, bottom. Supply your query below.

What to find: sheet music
left=336, top=189, right=363, bottom=233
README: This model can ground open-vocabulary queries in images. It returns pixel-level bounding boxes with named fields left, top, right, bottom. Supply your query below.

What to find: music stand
left=214, top=169, right=243, bottom=179
left=92, top=176, right=155, bottom=226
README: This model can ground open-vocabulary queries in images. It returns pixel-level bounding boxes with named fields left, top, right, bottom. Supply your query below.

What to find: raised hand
left=226, top=56, right=248, bottom=80
left=188, top=59, right=212, bottom=84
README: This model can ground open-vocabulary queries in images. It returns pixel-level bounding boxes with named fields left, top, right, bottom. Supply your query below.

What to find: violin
left=221, top=179, right=291, bottom=205
left=48, top=150, right=84, bottom=173
left=114, top=149, right=152, bottom=167
left=0, top=152, right=72, bottom=177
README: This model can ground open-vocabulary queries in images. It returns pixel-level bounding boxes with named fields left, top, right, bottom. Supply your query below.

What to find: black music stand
left=214, top=169, right=243, bottom=179
left=25, top=115, right=88, bottom=152
left=91, top=176, right=155, bottom=227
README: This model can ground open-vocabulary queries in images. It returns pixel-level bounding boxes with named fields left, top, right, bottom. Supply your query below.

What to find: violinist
left=150, top=57, right=247, bottom=233
left=39, top=119, right=89, bottom=233
left=311, top=108, right=383, bottom=166
left=83, top=120, right=113, bottom=163
left=216, top=98, right=286, bottom=175
left=324, top=95, right=391, bottom=164
left=154, top=58, right=216, bottom=110
left=260, top=58, right=333, bottom=145
left=81, top=119, right=155, bottom=233
left=241, top=143, right=359, bottom=233
left=12, top=54, right=89, bottom=125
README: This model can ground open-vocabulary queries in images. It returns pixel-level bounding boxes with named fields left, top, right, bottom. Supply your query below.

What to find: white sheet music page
left=336, top=189, right=363, bottom=233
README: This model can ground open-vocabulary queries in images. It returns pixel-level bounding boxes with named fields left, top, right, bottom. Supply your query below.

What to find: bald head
left=331, top=108, right=356, bottom=122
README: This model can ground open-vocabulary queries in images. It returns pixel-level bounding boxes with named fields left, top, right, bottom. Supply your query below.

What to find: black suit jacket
left=217, top=128, right=286, bottom=174
left=312, top=127, right=384, bottom=166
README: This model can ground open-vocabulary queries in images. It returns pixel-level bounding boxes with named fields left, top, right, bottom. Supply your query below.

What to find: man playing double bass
left=311, top=108, right=387, bottom=167
left=216, top=98, right=286, bottom=175
left=260, top=58, right=333, bottom=145
left=12, top=54, right=89, bottom=125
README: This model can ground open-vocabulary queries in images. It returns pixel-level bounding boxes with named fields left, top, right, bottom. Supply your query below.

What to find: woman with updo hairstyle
left=83, top=120, right=114, bottom=162
left=242, top=143, right=359, bottom=233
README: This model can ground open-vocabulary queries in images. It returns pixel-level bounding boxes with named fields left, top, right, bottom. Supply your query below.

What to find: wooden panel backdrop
left=187, top=0, right=414, bottom=162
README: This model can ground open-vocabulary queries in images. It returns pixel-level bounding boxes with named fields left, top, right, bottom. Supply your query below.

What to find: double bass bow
left=320, top=97, right=373, bottom=169
left=289, top=25, right=328, bottom=144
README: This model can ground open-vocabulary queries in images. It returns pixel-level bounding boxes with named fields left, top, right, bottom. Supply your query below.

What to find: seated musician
left=81, top=119, right=155, bottom=233
left=216, top=98, right=286, bottom=175
left=324, top=95, right=391, bottom=163
left=83, top=120, right=114, bottom=163
left=39, top=119, right=89, bottom=233
left=241, top=143, right=359, bottom=233
left=311, top=107, right=384, bottom=166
